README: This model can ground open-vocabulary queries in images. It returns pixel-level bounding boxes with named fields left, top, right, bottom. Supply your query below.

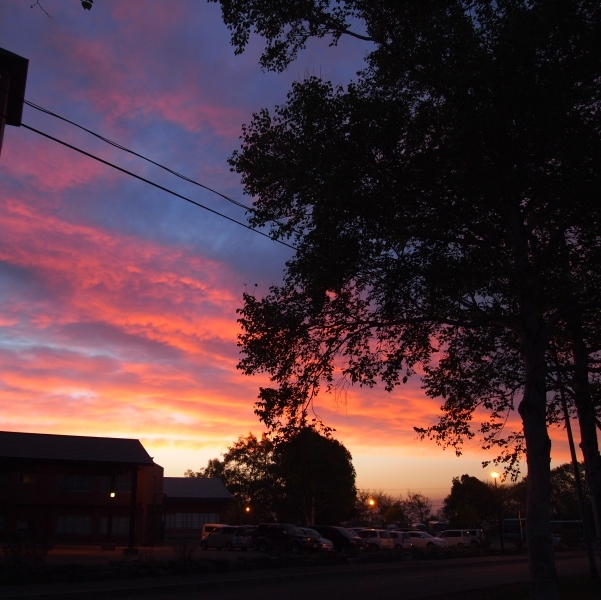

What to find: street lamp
left=491, top=472, right=504, bottom=549
left=368, top=498, right=375, bottom=525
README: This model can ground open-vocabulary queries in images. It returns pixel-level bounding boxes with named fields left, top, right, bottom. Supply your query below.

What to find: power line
left=23, top=99, right=254, bottom=213
left=21, top=122, right=297, bottom=251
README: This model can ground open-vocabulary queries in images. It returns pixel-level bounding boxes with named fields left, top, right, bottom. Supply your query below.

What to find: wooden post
left=127, top=466, right=138, bottom=551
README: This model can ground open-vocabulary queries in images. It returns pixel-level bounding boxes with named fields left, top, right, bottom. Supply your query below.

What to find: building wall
left=163, top=499, right=229, bottom=540
left=0, top=460, right=164, bottom=545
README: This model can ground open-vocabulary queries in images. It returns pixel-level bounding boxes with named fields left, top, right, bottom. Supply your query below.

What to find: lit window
left=19, top=473, right=36, bottom=484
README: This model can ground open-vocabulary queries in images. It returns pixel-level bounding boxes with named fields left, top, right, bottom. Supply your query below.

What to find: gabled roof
left=0, top=431, right=154, bottom=465
left=163, top=477, right=233, bottom=501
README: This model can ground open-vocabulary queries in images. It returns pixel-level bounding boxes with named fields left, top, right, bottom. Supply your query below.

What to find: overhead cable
left=24, top=99, right=253, bottom=212
left=21, top=122, right=297, bottom=251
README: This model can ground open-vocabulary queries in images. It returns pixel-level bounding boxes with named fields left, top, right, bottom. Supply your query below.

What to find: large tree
left=187, top=428, right=356, bottom=524
left=186, top=432, right=279, bottom=523
left=275, top=427, right=357, bottom=525
left=217, top=2, right=601, bottom=598
left=443, top=474, right=498, bottom=528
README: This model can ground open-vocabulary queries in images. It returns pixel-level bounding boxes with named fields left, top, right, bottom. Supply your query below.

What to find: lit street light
left=368, top=498, right=376, bottom=525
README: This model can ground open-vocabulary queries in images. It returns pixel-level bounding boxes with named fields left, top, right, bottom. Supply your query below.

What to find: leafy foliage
left=353, top=489, right=436, bottom=527
left=233, top=1, right=601, bottom=458
left=443, top=474, right=499, bottom=527
left=275, top=427, right=357, bottom=524
left=186, top=432, right=278, bottom=523
left=187, top=428, right=356, bottom=524
left=220, top=3, right=600, bottom=595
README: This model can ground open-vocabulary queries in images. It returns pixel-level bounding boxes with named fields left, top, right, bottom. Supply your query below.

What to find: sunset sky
left=1, top=0, right=574, bottom=507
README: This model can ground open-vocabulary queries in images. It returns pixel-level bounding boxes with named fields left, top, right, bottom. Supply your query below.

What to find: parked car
left=300, top=527, right=334, bottom=552
left=389, top=530, right=412, bottom=552
left=311, top=526, right=364, bottom=553
left=407, top=530, right=449, bottom=551
left=201, top=523, right=228, bottom=539
left=357, top=528, right=394, bottom=551
left=253, top=523, right=321, bottom=553
left=465, top=529, right=484, bottom=547
left=200, top=525, right=253, bottom=551
left=437, top=529, right=475, bottom=548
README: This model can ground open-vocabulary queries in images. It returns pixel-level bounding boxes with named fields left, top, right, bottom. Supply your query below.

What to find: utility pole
left=0, top=48, right=28, bottom=157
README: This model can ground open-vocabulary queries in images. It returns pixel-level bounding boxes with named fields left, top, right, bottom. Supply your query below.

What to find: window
left=99, top=474, right=132, bottom=493
left=19, top=473, right=36, bottom=484
left=56, top=516, right=92, bottom=534
left=165, top=513, right=219, bottom=529
left=100, top=516, right=129, bottom=535
left=57, top=475, right=93, bottom=492
left=442, top=531, right=460, bottom=538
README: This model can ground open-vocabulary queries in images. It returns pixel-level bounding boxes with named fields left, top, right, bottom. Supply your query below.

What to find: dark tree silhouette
left=219, top=3, right=601, bottom=598
left=187, top=428, right=356, bottom=524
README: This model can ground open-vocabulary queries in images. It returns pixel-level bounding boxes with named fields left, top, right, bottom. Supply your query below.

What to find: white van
left=201, top=523, right=228, bottom=539
left=437, top=529, right=475, bottom=548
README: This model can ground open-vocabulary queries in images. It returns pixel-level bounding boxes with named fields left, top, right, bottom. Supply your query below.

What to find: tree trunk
left=519, top=325, right=559, bottom=600
left=568, top=313, right=601, bottom=541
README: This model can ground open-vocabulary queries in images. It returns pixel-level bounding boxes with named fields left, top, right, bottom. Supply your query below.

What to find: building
left=163, top=477, right=233, bottom=539
left=0, top=431, right=163, bottom=546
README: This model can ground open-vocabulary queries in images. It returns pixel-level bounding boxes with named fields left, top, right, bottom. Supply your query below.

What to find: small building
left=0, top=431, right=163, bottom=546
left=163, top=477, right=233, bottom=539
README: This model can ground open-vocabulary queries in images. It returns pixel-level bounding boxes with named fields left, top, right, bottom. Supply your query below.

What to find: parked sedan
left=253, top=523, right=321, bottom=553
left=310, top=526, right=364, bottom=553
left=200, top=526, right=253, bottom=551
left=300, top=527, right=334, bottom=552
left=357, top=528, right=394, bottom=551
left=407, top=531, right=448, bottom=551
left=388, top=530, right=412, bottom=552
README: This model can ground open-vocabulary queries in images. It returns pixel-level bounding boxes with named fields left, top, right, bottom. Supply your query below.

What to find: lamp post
left=491, top=472, right=504, bottom=550
left=245, top=506, right=251, bottom=525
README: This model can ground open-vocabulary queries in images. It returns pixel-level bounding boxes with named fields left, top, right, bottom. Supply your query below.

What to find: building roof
left=0, top=431, right=154, bottom=465
left=163, top=477, right=233, bottom=501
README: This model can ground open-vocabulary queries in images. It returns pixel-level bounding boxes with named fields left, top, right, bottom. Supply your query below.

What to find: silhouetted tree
left=222, top=3, right=601, bottom=597
left=275, top=427, right=356, bottom=524
left=443, top=475, right=498, bottom=528
left=187, top=428, right=356, bottom=524
left=186, top=432, right=278, bottom=523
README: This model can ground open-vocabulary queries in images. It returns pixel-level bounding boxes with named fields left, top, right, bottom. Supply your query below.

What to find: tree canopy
left=443, top=474, right=498, bottom=528
left=186, top=432, right=278, bottom=523
left=187, top=428, right=356, bottom=525
left=220, top=2, right=601, bottom=597
left=275, top=427, right=357, bottom=524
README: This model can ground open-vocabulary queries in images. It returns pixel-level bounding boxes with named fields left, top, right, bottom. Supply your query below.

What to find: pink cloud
left=1, top=134, right=113, bottom=196
left=47, top=16, right=251, bottom=141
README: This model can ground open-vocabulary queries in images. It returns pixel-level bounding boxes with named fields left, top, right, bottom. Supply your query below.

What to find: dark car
left=253, top=523, right=321, bottom=553
left=311, top=525, right=364, bottom=553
